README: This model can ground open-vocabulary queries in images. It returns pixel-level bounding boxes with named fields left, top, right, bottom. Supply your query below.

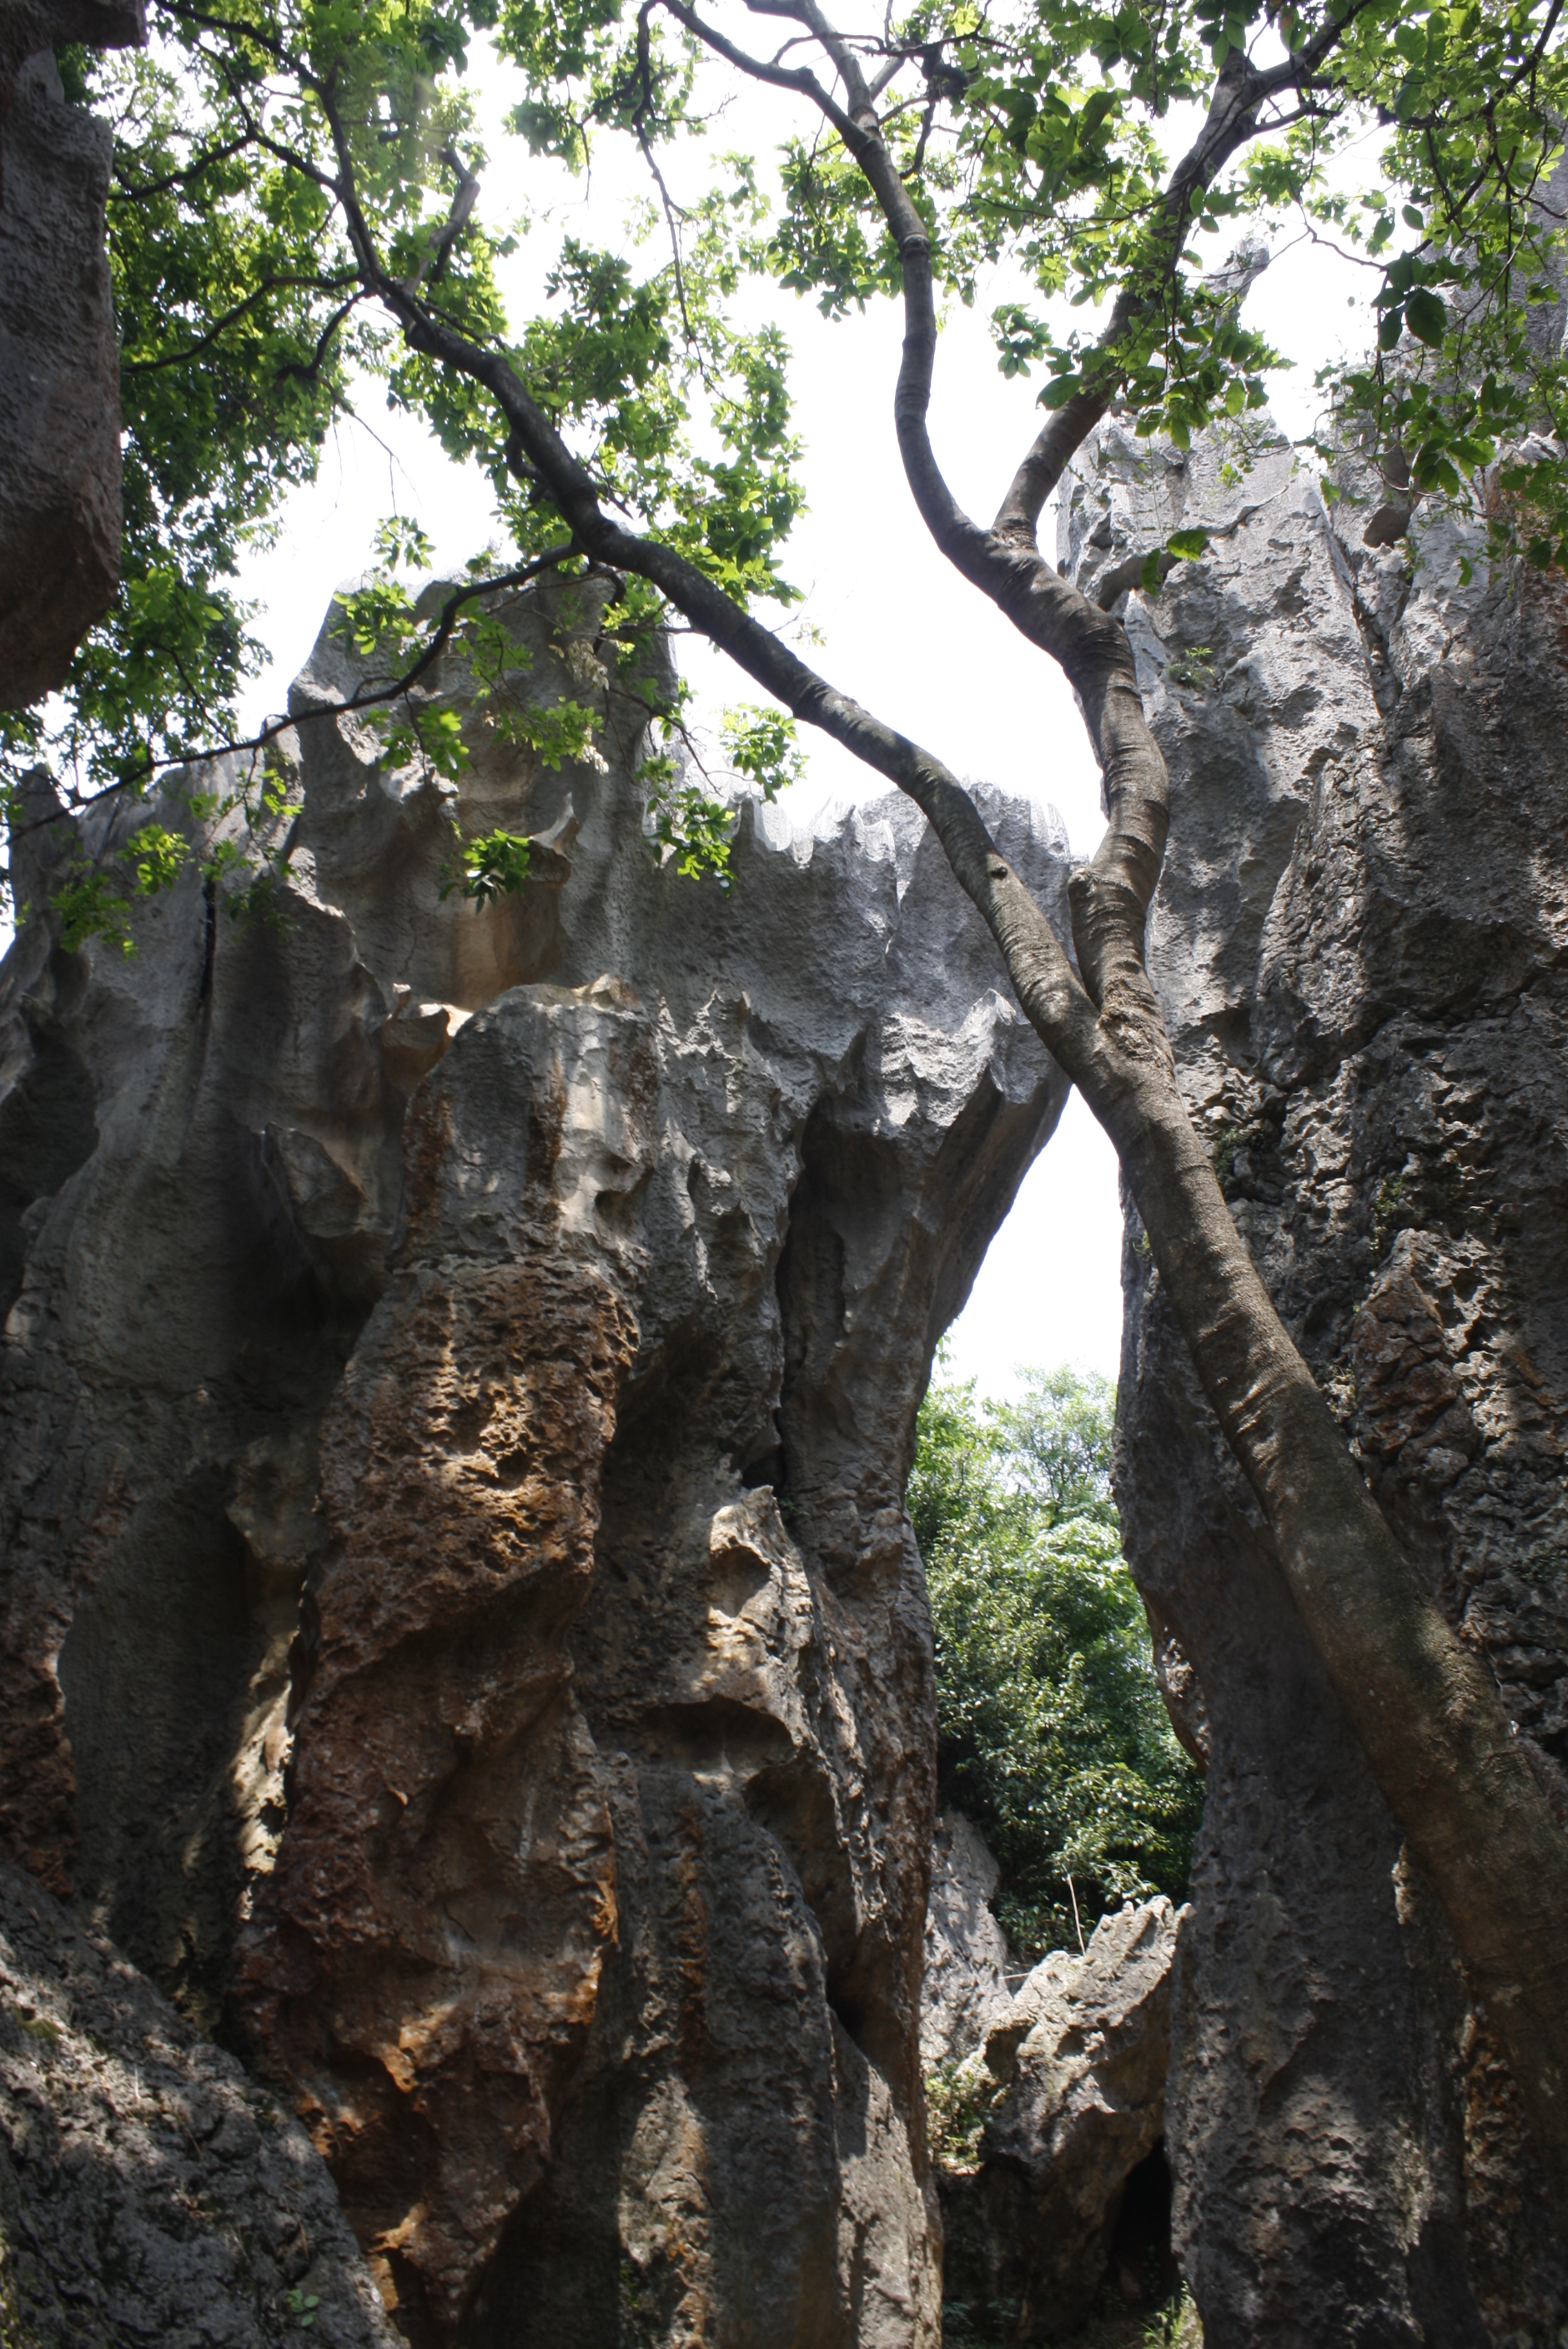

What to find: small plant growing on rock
left=1143, top=2286, right=1203, bottom=2346
left=923, top=2058, right=1000, bottom=2171
left=1164, top=645, right=1217, bottom=692
left=1373, top=1172, right=1406, bottom=1250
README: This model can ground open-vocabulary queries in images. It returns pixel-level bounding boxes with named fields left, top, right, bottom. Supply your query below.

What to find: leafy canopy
left=909, top=1364, right=1203, bottom=1959
left=11, top=0, right=1568, bottom=923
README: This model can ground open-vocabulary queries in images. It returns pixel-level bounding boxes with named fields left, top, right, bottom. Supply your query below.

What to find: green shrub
left=923, top=2059, right=1001, bottom=2170
left=909, top=1364, right=1204, bottom=1959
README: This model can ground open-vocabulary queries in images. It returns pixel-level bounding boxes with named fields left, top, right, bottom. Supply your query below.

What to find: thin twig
left=120, top=271, right=358, bottom=374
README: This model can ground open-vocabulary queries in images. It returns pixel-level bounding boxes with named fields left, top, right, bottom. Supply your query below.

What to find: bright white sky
left=223, top=38, right=1385, bottom=1399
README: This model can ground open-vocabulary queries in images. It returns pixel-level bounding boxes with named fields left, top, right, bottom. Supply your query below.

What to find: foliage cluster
left=924, top=2055, right=1002, bottom=2169
left=909, top=1364, right=1203, bottom=1960
left=6, top=0, right=1568, bottom=948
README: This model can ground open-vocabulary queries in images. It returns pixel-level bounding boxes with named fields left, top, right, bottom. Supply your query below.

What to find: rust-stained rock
left=237, top=986, right=652, bottom=2338
left=0, top=577, right=1076, bottom=2343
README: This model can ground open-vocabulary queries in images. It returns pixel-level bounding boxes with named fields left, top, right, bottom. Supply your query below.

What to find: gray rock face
left=919, top=1810, right=1012, bottom=2075
left=0, top=1846, right=398, bottom=2349
left=941, top=1898, right=1180, bottom=2344
left=0, top=14, right=138, bottom=710
left=0, top=0, right=144, bottom=93
left=0, top=579, right=1073, bottom=2343
left=1061, top=420, right=1568, bottom=2341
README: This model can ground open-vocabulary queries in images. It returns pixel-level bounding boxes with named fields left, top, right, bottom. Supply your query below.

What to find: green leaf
left=129, top=822, right=189, bottom=895
left=718, top=704, right=803, bottom=798
left=373, top=516, right=435, bottom=571
left=1165, top=528, right=1210, bottom=561
left=54, top=868, right=133, bottom=956
left=440, top=827, right=534, bottom=907
left=1405, top=287, right=1447, bottom=346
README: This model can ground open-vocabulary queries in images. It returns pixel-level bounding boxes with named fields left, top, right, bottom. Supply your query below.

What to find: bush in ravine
left=909, top=1364, right=1202, bottom=1960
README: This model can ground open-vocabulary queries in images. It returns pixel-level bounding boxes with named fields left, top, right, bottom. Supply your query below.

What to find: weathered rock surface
left=942, top=1898, right=1180, bottom=2344
left=1062, top=415, right=1568, bottom=2341
left=0, top=0, right=142, bottom=709
left=0, top=578, right=1073, bottom=2342
left=234, top=978, right=649, bottom=2337
left=0, top=0, right=143, bottom=96
left=0, top=1846, right=398, bottom=2348
left=919, top=1809, right=1012, bottom=2074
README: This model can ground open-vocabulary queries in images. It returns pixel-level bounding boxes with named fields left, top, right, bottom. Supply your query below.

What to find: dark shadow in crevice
left=0, top=985, right=98, bottom=1318
left=1108, top=2141, right=1181, bottom=2313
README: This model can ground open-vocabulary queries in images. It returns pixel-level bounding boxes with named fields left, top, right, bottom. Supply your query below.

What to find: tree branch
left=120, top=269, right=359, bottom=374
left=655, top=0, right=859, bottom=142
left=409, top=145, right=480, bottom=289
left=989, top=5, right=1380, bottom=541
left=16, top=546, right=583, bottom=833
left=109, top=132, right=251, bottom=200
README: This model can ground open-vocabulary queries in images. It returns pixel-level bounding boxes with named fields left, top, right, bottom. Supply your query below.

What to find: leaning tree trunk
left=305, top=44, right=1568, bottom=2228
left=788, top=8, right=1568, bottom=2235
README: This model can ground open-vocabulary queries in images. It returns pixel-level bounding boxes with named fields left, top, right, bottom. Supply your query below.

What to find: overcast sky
left=224, top=45, right=1382, bottom=1398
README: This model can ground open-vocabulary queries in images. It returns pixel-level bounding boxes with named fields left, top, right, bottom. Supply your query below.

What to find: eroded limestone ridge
left=1063, top=419, right=1568, bottom=2340
left=0, top=578, right=1073, bottom=2344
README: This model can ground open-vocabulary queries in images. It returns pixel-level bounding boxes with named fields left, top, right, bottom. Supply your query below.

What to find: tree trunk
left=797, top=8, right=1568, bottom=2227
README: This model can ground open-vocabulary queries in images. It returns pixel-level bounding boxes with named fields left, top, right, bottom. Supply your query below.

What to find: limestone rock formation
left=0, top=0, right=143, bottom=95
left=942, top=1897, right=1180, bottom=2344
left=0, top=578, right=1073, bottom=2344
left=919, top=1809, right=1012, bottom=2074
left=0, top=0, right=142, bottom=708
left=0, top=1846, right=398, bottom=2349
left=1061, top=419, right=1568, bottom=2341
